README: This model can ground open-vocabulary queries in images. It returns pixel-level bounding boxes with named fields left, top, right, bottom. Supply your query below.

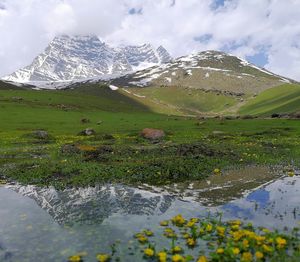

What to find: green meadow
left=1, top=83, right=300, bottom=188
left=239, top=84, right=300, bottom=116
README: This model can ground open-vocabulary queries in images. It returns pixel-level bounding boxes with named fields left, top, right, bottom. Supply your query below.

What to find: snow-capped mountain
left=2, top=35, right=172, bottom=82
left=7, top=184, right=175, bottom=225
left=112, top=50, right=293, bottom=95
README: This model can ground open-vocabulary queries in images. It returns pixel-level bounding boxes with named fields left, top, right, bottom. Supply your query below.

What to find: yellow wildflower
left=216, top=226, right=225, bottom=237
left=255, top=251, right=264, bottom=259
left=262, top=244, right=273, bottom=253
left=173, top=246, right=182, bottom=253
left=206, top=224, right=213, bottom=232
left=158, top=251, right=167, bottom=262
left=262, top=228, right=270, bottom=233
left=197, top=256, right=208, bottom=262
left=137, top=235, right=148, bottom=243
left=182, top=233, right=190, bottom=239
left=214, top=168, right=221, bottom=175
left=160, top=220, right=169, bottom=226
left=164, top=228, right=177, bottom=238
left=68, top=255, right=81, bottom=262
left=172, top=214, right=186, bottom=226
left=96, top=254, right=110, bottom=262
left=241, top=252, right=252, bottom=262
left=232, top=231, right=243, bottom=241
left=186, top=220, right=196, bottom=228
left=232, top=247, right=240, bottom=255
left=231, top=224, right=240, bottom=231
left=143, top=229, right=154, bottom=236
left=199, top=228, right=205, bottom=235
left=186, top=238, right=196, bottom=247
left=172, top=254, right=185, bottom=262
left=190, top=218, right=199, bottom=223
left=255, top=236, right=266, bottom=245
left=242, top=239, right=249, bottom=249
left=216, top=248, right=224, bottom=254
left=229, top=220, right=242, bottom=226
left=144, top=248, right=154, bottom=257
left=276, top=237, right=287, bottom=248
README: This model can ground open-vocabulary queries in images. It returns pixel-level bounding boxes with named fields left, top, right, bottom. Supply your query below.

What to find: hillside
left=2, top=49, right=299, bottom=117
left=106, top=50, right=299, bottom=116
left=112, top=50, right=292, bottom=95
left=239, top=84, right=300, bottom=116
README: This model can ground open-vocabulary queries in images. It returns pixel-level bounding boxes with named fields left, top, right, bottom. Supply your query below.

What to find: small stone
left=81, top=118, right=90, bottom=124
left=32, top=130, right=49, bottom=139
left=78, top=128, right=96, bottom=136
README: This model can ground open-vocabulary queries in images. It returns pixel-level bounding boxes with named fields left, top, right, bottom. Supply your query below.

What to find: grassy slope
left=0, top=84, right=157, bottom=134
left=119, top=86, right=238, bottom=116
left=239, top=84, right=300, bottom=116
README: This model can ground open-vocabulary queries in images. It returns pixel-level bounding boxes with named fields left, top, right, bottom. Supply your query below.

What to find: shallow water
left=0, top=167, right=299, bottom=261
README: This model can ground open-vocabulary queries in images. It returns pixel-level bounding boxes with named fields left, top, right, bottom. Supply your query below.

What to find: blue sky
left=0, top=0, right=299, bottom=80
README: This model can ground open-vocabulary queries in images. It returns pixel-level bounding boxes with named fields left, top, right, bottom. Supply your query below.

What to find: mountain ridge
left=2, top=35, right=172, bottom=82
left=111, top=50, right=294, bottom=95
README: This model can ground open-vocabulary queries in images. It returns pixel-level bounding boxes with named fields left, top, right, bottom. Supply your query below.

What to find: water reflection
left=0, top=168, right=299, bottom=261
left=6, top=184, right=175, bottom=225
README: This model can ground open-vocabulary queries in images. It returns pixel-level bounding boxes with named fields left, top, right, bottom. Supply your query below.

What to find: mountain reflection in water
left=0, top=167, right=299, bottom=262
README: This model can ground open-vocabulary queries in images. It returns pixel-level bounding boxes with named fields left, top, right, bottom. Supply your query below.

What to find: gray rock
left=78, top=128, right=96, bottom=136
left=32, top=130, right=49, bottom=139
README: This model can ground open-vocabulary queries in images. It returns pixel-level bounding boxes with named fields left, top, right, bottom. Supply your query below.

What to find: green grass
left=119, top=86, right=238, bottom=115
left=239, top=84, right=300, bottom=116
left=1, top=84, right=300, bottom=188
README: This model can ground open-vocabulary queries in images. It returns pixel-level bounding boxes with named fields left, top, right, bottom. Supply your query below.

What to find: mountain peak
left=112, top=49, right=291, bottom=94
left=2, top=35, right=172, bottom=83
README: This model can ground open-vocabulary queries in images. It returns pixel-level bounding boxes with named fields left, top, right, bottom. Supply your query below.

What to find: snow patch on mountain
left=119, top=50, right=292, bottom=87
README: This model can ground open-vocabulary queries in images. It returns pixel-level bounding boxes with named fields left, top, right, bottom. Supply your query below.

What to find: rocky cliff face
left=3, top=35, right=172, bottom=82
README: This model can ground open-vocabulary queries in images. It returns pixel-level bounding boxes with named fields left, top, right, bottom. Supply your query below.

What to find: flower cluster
left=68, top=214, right=300, bottom=262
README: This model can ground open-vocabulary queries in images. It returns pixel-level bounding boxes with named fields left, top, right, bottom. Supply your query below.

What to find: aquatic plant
left=68, top=214, right=300, bottom=261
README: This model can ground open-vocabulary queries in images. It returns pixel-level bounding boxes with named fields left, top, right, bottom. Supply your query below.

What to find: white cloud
left=0, top=0, right=300, bottom=81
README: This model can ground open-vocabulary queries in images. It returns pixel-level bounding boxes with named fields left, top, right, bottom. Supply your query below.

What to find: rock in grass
left=212, top=131, right=225, bottom=135
left=78, top=128, right=96, bottom=136
left=271, top=113, right=281, bottom=118
left=32, top=130, right=49, bottom=139
left=61, top=144, right=81, bottom=155
left=81, top=118, right=90, bottom=124
left=141, top=128, right=165, bottom=140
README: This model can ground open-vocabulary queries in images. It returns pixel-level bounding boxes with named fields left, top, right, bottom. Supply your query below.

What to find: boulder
left=271, top=113, right=281, bottom=118
left=32, top=130, right=49, bottom=140
left=78, top=128, right=96, bottom=136
left=141, top=128, right=165, bottom=140
left=61, top=144, right=81, bottom=155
